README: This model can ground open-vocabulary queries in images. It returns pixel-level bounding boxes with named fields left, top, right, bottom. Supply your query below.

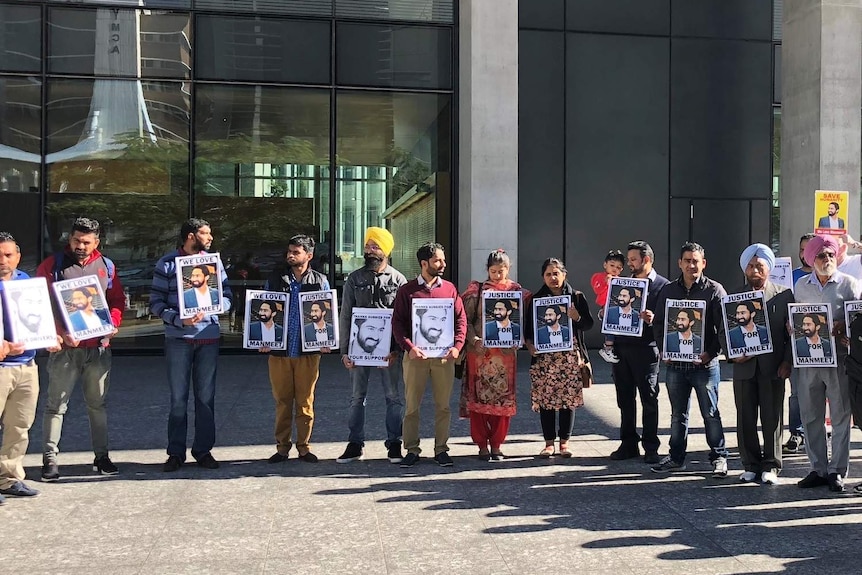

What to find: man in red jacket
left=36, top=217, right=124, bottom=481
left=392, top=242, right=466, bottom=468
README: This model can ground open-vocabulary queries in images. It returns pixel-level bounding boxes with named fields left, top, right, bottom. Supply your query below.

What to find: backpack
left=52, top=252, right=115, bottom=289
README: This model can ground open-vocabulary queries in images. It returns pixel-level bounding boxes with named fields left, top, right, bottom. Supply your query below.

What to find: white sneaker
left=599, top=346, right=620, bottom=364
left=712, top=457, right=728, bottom=478
left=761, top=471, right=779, bottom=485
left=739, top=471, right=757, bottom=482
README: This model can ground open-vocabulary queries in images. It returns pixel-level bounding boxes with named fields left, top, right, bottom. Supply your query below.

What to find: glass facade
left=0, top=0, right=455, bottom=349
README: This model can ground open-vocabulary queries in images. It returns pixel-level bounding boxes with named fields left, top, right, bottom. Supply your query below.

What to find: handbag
left=579, top=360, right=593, bottom=389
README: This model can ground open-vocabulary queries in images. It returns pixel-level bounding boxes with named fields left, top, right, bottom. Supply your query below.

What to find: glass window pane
left=48, top=8, right=192, bottom=79
left=194, top=84, right=331, bottom=333
left=0, top=76, right=41, bottom=273
left=336, top=23, right=452, bottom=89
left=0, top=4, right=41, bottom=72
left=196, top=15, right=330, bottom=84
left=335, top=0, right=454, bottom=23
left=336, top=91, right=451, bottom=279
left=194, top=0, right=332, bottom=17
left=48, top=0, right=191, bottom=8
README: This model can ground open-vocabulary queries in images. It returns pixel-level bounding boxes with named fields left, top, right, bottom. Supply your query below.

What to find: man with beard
left=150, top=218, right=232, bottom=472
left=723, top=244, right=792, bottom=485
left=337, top=228, right=406, bottom=463
left=36, top=217, right=124, bottom=481
left=182, top=265, right=219, bottom=309
left=793, top=234, right=859, bottom=492
left=728, top=300, right=769, bottom=350
left=664, top=309, right=703, bottom=354
left=536, top=305, right=570, bottom=346
left=786, top=233, right=816, bottom=455
left=67, top=288, right=111, bottom=332
left=262, top=234, right=329, bottom=464
left=10, top=289, right=48, bottom=336
left=350, top=317, right=387, bottom=355
left=484, top=299, right=521, bottom=343
left=248, top=301, right=283, bottom=343
left=652, top=242, right=729, bottom=477
left=608, top=241, right=668, bottom=463
left=818, top=201, right=844, bottom=230
left=302, top=301, right=335, bottom=344
left=392, top=242, right=467, bottom=468
left=605, top=287, right=641, bottom=330
left=794, top=314, right=832, bottom=359
left=414, top=307, right=453, bottom=349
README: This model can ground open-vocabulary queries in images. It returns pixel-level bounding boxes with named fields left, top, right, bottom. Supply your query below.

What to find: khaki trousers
left=0, top=362, right=39, bottom=489
left=402, top=354, right=454, bottom=456
left=268, top=355, right=320, bottom=453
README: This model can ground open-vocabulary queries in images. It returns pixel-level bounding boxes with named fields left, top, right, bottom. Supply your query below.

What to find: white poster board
left=721, top=290, right=773, bottom=360
left=769, top=257, right=794, bottom=293
left=243, top=290, right=287, bottom=350
left=2, top=277, right=58, bottom=350
left=300, top=289, right=339, bottom=352
left=532, top=295, right=573, bottom=354
left=662, top=299, right=707, bottom=363
left=601, top=277, right=648, bottom=337
left=481, top=290, right=523, bottom=348
left=412, top=298, right=455, bottom=358
left=348, top=308, right=393, bottom=366
left=52, top=275, right=115, bottom=341
left=175, top=253, right=224, bottom=319
left=789, top=303, right=837, bottom=368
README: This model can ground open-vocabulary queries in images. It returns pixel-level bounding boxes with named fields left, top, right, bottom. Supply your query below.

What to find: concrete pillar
left=781, top=0, right=862, bottom=264
left=458, top=0, right=519, bottom=286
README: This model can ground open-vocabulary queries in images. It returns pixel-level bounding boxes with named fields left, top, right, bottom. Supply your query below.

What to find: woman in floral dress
left=461, top=250, right=528, bottom=460
left=525, top=257, right=593, bottom=458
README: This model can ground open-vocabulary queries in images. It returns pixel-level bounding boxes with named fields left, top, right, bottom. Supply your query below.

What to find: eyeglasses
left=815, top=251, right=836, bottom=260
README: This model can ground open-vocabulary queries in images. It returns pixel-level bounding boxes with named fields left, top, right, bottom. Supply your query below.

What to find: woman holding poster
left=460, top=249, right=529, bottom=460
left=524, top=258, right=593, bottom=458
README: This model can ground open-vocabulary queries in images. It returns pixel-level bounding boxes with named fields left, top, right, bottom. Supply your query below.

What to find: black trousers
left=611, top=344, right=661, bottom=453
left=540, top=408, right=574, bottom=441
left=733, top=373, right=784, bottom=472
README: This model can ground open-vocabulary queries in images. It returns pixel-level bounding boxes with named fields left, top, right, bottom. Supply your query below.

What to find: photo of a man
left=536, top=304, right=570, bottom=345
left=248, top=301, right=283, bottom=342
left=182, top=265, right=219, bottom=309
left=66, top=287, right=111, bottom=332
left=727, top=300, right=769, bottom=350
left=11, top=289, right=47, bottom=335
left=414, top=306, right=453, bottom=349
left=665, top=308, right=703, bottom=354
left=794, top=313, right=832, bottom=359
left=818, top=201, right=845, bottom=230
left=303, top=301, right=335, bottom=343
left=484, top=299, right=521, bottom=343
left=605, top=287, right=641, bottom=329
left=349, top=316, right=387, bottom=356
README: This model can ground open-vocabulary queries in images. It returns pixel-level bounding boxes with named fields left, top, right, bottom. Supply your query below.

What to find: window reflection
left=0, top=76, right=41, bottom=194
left=0, top=4, right=41, bottom=73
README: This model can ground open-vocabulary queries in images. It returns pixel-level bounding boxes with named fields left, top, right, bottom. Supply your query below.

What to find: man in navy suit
left=248, top=301, right=283, bottom=343
left=728, top=300, right=769, bottom=350
left=536, top=304, right=570, bottom=345
left=794, top=314, right=832, bottom=359
left=605, top=287, right=641, bottom=330
left=67, top=288, right=110, bottom=332
left=665, top=309, right=702, bottom=354
left=484, top=299, right=521, bottom=343
left=182, top=265, right=219, bottom=309
left=303, top=301, right=335, bottom=343
left=818, top=201, right=845, bottom=230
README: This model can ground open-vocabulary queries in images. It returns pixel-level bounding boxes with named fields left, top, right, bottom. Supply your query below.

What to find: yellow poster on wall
left=814, top=190, right=849, bottom=236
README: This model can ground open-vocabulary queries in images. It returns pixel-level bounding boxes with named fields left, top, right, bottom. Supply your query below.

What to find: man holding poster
left=723, top=244, right=792, bottom=485
left=392, top=242, right=466, bottom=468
left=652, top=242, right=730, bottom=477
left=793, top=234, right=859, bottom=492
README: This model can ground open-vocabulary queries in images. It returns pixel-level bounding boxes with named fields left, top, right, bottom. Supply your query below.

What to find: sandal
left=490, top=451, right=505, bottom=461
left=558, top=442, right=572, bottom=458
left=478, top=449, right=491, bottom=461
left=537, top=444, right=555, bottom=458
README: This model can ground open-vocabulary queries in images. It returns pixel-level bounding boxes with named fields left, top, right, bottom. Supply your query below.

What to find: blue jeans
left=666, top=362, right=728, bottom=463
left=165, top=338, right=219, bottom=460
left=347, top=354, right=404, bottom=446
left=788, top=368, right=804, bottom=436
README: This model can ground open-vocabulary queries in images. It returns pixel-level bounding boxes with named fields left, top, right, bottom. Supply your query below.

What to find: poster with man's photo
left=844, top=300, right=862, bottom=354
left=300, top=289, right=339, bottom=352
left=721, top=291, right=772, bottom=360
left=789, top=303, right=836, bottom=368
left=662, top=299, right=707, bottom=363
left=601, top=277, right=648, bottom=337
left=243, top=290, right=287, bottom=350
left=2, top=277, right=58, bottom=350
left=348, top=308, right=393, bottom=366
left=482, top=290, right=523, bottom=348
left=814, top=190, right=849, bottom=236
left=769, top=257, right=794, bottom=293
left=175, top=253, right=224, bottom=319
left=532, top=295, right=573, bottom=354
left=412, top=298, right=455, bottom=358
left=52, top=275, right=115, bottom=341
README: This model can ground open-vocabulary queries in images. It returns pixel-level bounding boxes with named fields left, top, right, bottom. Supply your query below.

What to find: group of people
left=2, top=218, right=862, bottom=505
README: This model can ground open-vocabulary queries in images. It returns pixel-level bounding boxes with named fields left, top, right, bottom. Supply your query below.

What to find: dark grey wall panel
left=670, top=38, right=773, bottom=200
left=565, top=33, right=671, bottom=288
left=519, top=0, right=564, bottom=30
left=518, top=30, right=565, bottom=285
left=566, top=0, right=669, bottom=36
left=774, top=44, right=781, bottom=105
left=672, top=0, right=772, bottom=40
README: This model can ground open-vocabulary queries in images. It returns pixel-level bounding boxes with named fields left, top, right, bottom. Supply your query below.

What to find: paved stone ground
left=3, top=352, right=862, bottom=574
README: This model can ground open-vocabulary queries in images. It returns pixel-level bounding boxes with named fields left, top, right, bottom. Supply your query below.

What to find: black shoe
left=267, top=452, right=289, bottom=463
left=196, top=453, right=220, bottom=469
left=797, top=471, right=829, bottom=488
left=163, top=455, right=184, bottom=472
left=782, top=434, right=804, bottom=454
left=336, top=442, right=364, bottom=464
left=609, top=445, right=641, bottom=460
left=298, top=451, right=319, bottom=463
left=93, top=456, right=119, bottom=475
left=387, top=442, right=403, bottom=464
left=0, top=481, right=40, bottom=497
left=643, top=451, right=661, bottom=464
left=434, top=452, right=454, bottom=467
left=41, top=459, right=60, bottom=482
left=828, top=473, right=846, bottom=492
left=400, top=452, right=420, bottom=468
left=490, top=451, right=505, bottom=461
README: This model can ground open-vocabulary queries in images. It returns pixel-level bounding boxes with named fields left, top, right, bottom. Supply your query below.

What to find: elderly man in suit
left=723, top=244, right=793, bottom=485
